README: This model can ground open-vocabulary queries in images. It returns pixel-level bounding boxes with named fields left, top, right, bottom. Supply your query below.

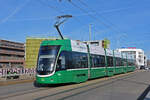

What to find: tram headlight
left=41, top=78, right=45, bottom=81
left=57, top=73, right=61, bottom=76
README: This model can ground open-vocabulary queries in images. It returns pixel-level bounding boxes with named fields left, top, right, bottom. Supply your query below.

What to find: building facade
left=25, top=37, right=56, bottom=68
left=0, top=39, right=25, bottom=68
left=117, top=48, right=145, bottom=68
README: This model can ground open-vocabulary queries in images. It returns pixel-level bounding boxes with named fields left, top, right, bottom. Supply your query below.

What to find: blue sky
left=0, top=0, right=150, bottom=58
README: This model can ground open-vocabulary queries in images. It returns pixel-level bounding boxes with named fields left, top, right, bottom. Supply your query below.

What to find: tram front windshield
left=37, top=45, right=60, bottom=75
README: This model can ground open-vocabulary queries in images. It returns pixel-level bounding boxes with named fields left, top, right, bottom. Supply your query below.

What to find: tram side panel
left=56, top=50, right=89, bottom=83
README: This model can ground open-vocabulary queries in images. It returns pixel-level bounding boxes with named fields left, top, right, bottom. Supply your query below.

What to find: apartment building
left=117, top=48, right=145, bottom=68
left=0, top=39, right=25, bottom=68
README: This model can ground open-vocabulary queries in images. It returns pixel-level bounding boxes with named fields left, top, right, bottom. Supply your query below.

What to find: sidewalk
left=0, top=74, right=35, bottom=86
left=0, top=78, right=35, bottom=86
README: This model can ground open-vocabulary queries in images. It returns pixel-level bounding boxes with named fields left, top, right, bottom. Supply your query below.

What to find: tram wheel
left=33, top=81, right=42, bottom=87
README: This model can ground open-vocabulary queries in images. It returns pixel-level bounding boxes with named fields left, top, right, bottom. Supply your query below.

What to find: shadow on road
left=137, top=85, right=150, bottom=100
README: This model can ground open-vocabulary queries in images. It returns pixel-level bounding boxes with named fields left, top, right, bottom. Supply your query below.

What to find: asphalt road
left=0, top=70, right=150, bottom=100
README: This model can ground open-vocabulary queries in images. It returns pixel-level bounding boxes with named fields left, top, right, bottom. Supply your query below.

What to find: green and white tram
left=35, top=39, right=135, bottom=85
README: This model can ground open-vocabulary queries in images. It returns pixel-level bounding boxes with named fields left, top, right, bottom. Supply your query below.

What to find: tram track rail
left=0, top=71, right=140, bottom=100
left=58, top=72, right=148, bottom=100
left=35, top=71, right=137, bottom=100
left=0, top=87, right=50, bottom=100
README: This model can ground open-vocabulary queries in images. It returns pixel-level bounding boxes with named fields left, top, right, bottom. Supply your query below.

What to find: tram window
left=91, top=54, right=105, bottom=67
left=56, top=51, right=66, bottom=70
left=95, top=56, right=101, bottom=67
left=115, top=58, right=117, bottom=66
left=71, top=52, right=78, bottom=68
left=66, top=52, right=73, bottom=69
left=101, top=56, right=105, bottom=67
left=91, top=55, right=94, bottom=67
left=123, top=59, right=127, bottom=66
left=132, top=60, right=134, bottom=66
left=128, top=59, right=131, bottom=66
left=74, top=53, right=81, bottom=68
left=117, top=58, right=119, bottom=66
left=61, top=56, right=66, bottom=69
left=128, top=59, right=130, bottom=66
left=117, top=58, right=120, bottom=66
left=111, top=57, right=114, bottom=66
left=133, top=59, right=135, bottom=66
left=56, top=51, right=88, bottom=70
left=64, top=51, right=88, bottom=69
left=116, top=57, right=122, bottom=66
left=107, top=56, right=109, bottom=66
left=63, top=51, right=73, bottom=69
left=120, top=58, right=122, bottom=66
left=119, top=58, right=122, bottom=66
left=128, top=59, right=134, bottom=66
left=80, top=53, right=88, bottom=68
left=91, top=55, right=98, bottom=67
left=131, top=59, right=134, bottom=66
left=107, top=56, right=113, bottom=67
left=97, top=55, right=103, bottom=67
left=121, top=59, right=123, bottom=66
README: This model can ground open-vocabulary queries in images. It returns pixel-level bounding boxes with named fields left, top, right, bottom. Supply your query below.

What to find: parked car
left=140, top=66, right=145, bottom=70
left=145, top=67, right=149, bottom=70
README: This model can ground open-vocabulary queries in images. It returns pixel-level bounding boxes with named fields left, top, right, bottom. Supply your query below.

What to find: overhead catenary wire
left=38, top=0, right=91, bottom=40
left=37, top=0, right=80, bottom=25
left=77, top=0, right=147, bottom=46
left=6, top=6, right=132, bottom=22
left=37, top=0, right=122, bottom=41
left=77, top=0, right=125, bottom=34
left=63, top=0, right=113, bottom=41
left=37, top=0, right=68, bottom=37
left=38, top=0, right=99, bottom=33
left=75, top=0, right=137, bottom=48
left=74, top=6, right=134, bottom=17
left=67, top=0, right=122, bottom=34
left=37, top=0, right=64, bottom=14
left=36, top=0, right=133, bottom=44
left=56, top=0, right=90, bottom=27
left=61, top=2, right=106, bottom=41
